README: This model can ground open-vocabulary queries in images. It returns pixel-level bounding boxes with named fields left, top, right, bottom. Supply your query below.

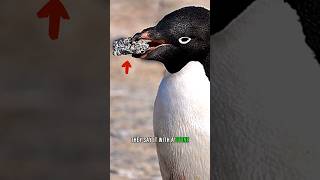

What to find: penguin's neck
left=212, top=0, right=320, bottom=179
left=163, top=60, right=209, bottom=86
left=163, top=52, right=210, bottom=80
left=200, top=53, right=210, bottom=80
left=155, top=60, right=210, bottom=135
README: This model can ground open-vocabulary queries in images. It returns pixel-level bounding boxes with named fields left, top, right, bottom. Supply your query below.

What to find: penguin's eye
left=178, top=37, right=191, bottom=44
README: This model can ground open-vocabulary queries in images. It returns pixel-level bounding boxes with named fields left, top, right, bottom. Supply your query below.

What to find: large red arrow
left=122, top=60, right=132, bottom=75
left=37, top=0, right=70, bottom=40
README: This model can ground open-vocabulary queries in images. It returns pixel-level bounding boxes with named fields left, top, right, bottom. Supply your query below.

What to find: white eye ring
left=178, top=37, right=191, bottom=44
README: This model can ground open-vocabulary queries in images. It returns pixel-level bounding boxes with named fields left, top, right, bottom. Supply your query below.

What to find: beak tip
left=133, top=30, right=152, bottom=41
left=132, top=33, right=141, bottom=41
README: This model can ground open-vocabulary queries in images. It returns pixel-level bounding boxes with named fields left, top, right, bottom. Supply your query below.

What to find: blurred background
left=110, top=0, right=209, bottom=179
left=0, top=1, right=107, bottom=180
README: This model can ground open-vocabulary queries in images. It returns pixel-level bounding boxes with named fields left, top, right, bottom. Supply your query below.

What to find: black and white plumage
left=212, top=0, right=320, bottom=179
left=132, top=7, right=210, bottom=180
left=133, top=6, right=210, bottom=79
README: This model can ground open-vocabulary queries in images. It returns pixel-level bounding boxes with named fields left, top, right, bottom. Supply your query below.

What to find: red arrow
left=37, top=0, right=70, bottom=40
left=122, top=60, right=132, bottom=75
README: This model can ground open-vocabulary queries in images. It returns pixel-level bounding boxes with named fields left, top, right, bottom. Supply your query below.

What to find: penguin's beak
left=132, top=27, right=171, bottom=60
left=132, top=27, right=155, bottom=41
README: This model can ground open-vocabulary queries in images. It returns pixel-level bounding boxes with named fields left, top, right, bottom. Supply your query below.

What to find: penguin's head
left=132, top=6, right=210, bottom=73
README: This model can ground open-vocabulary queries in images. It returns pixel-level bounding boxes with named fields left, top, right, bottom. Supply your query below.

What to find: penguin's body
left=154, top=61, right=210, bottom=179
left=131, top=6, right=210, bottom=180
left=212, top=0, right=320, bottom=179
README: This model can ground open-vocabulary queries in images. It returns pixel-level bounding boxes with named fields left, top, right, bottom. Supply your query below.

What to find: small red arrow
left=37, top=0, right=70, bottom=40
left=122, top=60, right=132, bottom=75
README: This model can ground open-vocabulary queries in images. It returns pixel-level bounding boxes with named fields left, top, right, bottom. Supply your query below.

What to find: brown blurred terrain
left=0, top=1, right=107, bottom=180
left=110, top=0, right=209, bottom=179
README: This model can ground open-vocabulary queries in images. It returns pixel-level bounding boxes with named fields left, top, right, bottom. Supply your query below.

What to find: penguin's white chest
left=153, top=61, right=210, bottom=179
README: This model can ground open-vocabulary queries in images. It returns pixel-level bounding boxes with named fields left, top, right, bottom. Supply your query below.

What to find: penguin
left=211, top=0, right=320, bottom=179
left=132, top=6, right=210, bottom=180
